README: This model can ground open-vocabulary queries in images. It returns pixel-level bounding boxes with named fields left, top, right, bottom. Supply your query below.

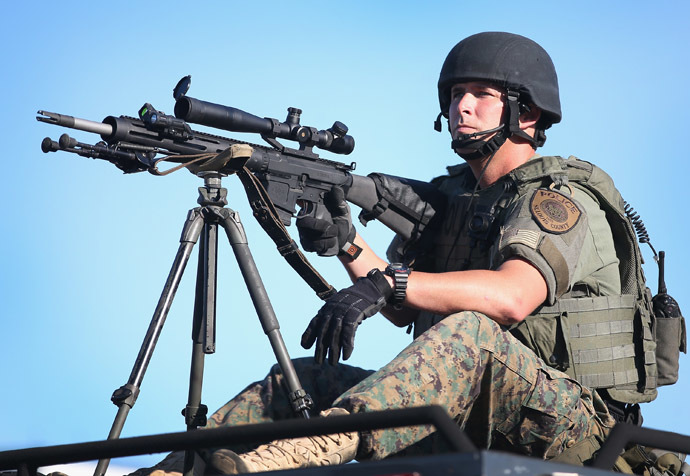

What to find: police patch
left=529, top=188, right=581, bottom=234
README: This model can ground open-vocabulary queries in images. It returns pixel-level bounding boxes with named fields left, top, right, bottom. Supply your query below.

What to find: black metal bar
left=219, top=208, right=313, bottom=418
left=0, top=406, right=474, bottom=470
left=592, top=423, right=690, bottom=470
left=183, top=220, right=218, bottom=476
left=94, top=210, right=205, bottom=476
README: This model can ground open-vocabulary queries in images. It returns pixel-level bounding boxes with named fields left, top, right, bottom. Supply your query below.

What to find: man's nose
left=455, top=93, right=474, bottom=114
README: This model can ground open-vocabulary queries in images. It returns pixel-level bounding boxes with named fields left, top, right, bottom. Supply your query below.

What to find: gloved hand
left=301, top=269, right=393, bottom=365
left=297, top=186, right=357, bottom=257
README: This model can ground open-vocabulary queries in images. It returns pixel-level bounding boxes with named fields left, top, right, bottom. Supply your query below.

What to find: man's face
left=448, top=81, right=505, bottom=142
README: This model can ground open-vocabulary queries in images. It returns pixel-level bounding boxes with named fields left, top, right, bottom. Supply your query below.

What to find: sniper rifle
left=38, top=76, right=445, bottom=297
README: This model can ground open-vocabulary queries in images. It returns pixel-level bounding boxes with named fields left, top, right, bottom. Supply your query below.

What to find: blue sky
left=2, top=1, right=689, bottom=471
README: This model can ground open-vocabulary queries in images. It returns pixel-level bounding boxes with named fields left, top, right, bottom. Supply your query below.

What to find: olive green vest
left=409, top=156, right=658, bottom=404
left=508, top=156, right=657, bottom=404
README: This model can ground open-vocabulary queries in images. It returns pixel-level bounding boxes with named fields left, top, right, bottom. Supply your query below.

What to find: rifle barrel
left=37, top=111, right=113, bottom=136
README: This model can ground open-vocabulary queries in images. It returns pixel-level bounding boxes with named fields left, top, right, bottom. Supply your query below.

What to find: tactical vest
left=508, top=156, right=658, bottom=404
left=409, top=156, right=659, bottom=404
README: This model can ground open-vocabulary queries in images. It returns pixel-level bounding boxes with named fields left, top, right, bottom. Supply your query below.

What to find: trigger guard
left=296, top=200, right=314, bottom=218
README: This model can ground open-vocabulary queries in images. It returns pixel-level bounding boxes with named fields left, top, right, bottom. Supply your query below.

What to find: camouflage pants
left=206, top=311, right=614, bottom=461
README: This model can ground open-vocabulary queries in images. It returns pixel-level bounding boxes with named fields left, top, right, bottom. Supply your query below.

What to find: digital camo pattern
left=199, top=312, right=613, bottom=464
left=128, top=361, right=373, bottom=476
left=333, top=311, right=614, bottom=460
left=207, top=359, right=373, bottom=430
left=130, top=312, right=614, bottom=475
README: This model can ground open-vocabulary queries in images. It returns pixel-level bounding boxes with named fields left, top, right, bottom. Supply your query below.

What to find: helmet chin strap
left=443, top=89, right=544, bottom=161
left=450, top=124, right=507, bottom=161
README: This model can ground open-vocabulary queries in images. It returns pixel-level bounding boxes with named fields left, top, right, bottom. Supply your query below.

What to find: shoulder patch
left=502, top=229, right=542, bottom=250
left=530, top=188, right=582, bottom=234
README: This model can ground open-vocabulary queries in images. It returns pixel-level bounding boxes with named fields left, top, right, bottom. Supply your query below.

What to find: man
left=139, top=31, right=657, bottom=475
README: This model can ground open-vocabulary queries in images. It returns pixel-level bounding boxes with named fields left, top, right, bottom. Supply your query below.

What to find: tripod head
left=196, top=172, right=229, bottom=208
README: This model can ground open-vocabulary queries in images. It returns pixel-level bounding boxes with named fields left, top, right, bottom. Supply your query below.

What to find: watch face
left=388, top=263, right=409, bottom=274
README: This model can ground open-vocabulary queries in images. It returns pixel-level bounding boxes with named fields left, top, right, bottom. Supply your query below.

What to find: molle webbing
left=536, top=295, right=656, bottom=391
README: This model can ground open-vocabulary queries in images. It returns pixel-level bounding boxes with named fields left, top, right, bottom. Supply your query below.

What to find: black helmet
left=438, top=32, right=561, bottom=127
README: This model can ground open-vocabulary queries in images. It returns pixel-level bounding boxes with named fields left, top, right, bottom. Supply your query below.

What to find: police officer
left=136, top=32, right=650, bottom=475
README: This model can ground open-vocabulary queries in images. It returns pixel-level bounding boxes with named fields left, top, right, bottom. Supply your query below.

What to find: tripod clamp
left=182, top=403, right=208, bottom=427
left=289, top=389, right=314, bottom=417
left=110, top=384, right=140, bottom=409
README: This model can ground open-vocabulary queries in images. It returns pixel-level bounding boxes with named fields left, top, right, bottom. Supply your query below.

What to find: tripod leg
left=183, top=220, right=218, bottom=476
left=218, top=208, right=313, bottom=419
left=94, top=209, right=204, bottom=476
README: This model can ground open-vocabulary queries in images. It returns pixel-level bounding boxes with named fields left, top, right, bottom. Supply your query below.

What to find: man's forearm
left=335, top=232, right=547, bottom=327
left=403, top=259, right=547, bottom=325
left=338, top=232, right=387, bottom=281
left=337, top=232, right=418, bottom=327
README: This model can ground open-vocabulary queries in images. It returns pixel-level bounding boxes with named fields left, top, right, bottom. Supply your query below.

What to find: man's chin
left=453, top=148, right=483, bottom=162
left=451, top=139, right=489, bottom=161
left=453, top=146, right=471, bottom=156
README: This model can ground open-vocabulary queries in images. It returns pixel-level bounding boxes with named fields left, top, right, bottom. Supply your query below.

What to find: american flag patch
left=503, top=229, right=541, bottom=249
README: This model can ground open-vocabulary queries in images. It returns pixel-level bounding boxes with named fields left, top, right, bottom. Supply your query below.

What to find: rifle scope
left=174, top=96, right=355, bottom=155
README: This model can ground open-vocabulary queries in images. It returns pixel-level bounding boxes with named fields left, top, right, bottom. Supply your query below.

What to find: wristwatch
left=384, top=263, right=410, bottom=307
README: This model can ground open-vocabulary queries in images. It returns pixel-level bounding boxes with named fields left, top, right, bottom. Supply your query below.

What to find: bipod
left=94, top=172, right=313, bottom=476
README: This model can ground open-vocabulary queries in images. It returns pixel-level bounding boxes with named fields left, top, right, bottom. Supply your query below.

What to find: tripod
left=94, top=172, right=313, bottom=476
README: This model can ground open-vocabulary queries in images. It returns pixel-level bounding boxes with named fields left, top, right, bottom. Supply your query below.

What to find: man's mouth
left=454, top=126, right=476, bottom=139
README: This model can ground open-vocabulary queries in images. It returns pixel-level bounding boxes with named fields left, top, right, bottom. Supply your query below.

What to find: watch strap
left=385, top=263, right=410, bottom=306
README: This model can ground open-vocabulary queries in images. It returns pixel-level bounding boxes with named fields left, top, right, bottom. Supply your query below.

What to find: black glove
left=296, top=186, right=358, bottom=257
left=301, top=269, right=393, bottom=365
